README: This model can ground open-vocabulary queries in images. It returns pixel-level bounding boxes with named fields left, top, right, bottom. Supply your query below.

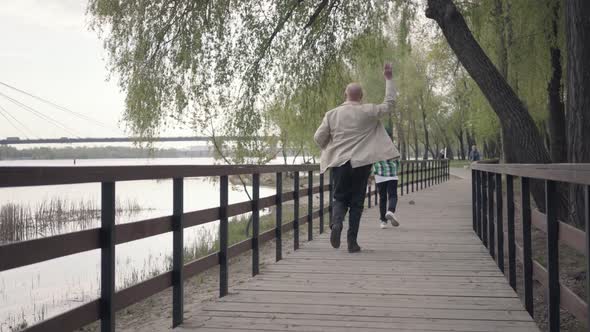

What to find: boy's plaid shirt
left=371, top=159, right=399, bottom=177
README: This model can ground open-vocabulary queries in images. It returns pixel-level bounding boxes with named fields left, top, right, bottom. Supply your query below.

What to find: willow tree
left=267, top=58, right=352, bottom=164
left=88, top=0, right=390, bottom=153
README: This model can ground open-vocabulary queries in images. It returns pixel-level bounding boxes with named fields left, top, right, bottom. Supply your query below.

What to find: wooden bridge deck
left=179, top=174, right=539, bottom=331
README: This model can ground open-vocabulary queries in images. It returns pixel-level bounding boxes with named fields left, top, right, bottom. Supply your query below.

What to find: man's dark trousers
left=330, top=161, right=371, bottom=246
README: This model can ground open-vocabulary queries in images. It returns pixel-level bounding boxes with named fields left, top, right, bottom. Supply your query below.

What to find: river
left=0, top=157, right=295, bottom=330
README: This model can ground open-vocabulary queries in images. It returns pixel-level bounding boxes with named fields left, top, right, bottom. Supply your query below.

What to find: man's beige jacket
left=314, top=80, right=400, bottom=174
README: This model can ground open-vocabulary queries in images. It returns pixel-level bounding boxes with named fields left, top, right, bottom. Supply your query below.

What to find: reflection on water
left=0, top=157, right=287, bottom=330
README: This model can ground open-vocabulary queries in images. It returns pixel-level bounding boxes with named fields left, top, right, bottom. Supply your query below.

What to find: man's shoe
left=385, top=211, right=400, bottom=227
left=348, top=242, right=361, bottom=253
left=330, top=224, right=342, bottom=248
left=380, top=221, right=388, bottom=229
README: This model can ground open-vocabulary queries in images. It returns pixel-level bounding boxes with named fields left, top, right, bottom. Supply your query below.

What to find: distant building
left=6, top=137, right=19, bottom=141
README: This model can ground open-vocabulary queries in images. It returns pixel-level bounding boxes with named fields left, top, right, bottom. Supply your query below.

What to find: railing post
left=420, top=160, right=425, bottom=190
left=476, top=171, right=482, bottom=239
left=308, top=170, right=313, bottom=241
left=430, top=160, right=434, bottom=187
left=585, top=185, right=590, bottom=329
left=482, top=172, right=488, bottom=247
left=100, top=182, right=115, bottom=332
left=426, top=160, right=429, bottom=188
left=435, top=160, right=438, bottom=184
left=546, top=180, right=559, bottom=331
left=172, top=178, right=184, bottom=327
left=406, top=162, right=410, bottom=195
left=252, top=173, right=260, bottom=276
left=426, top=160, right=429, bottom=187
left=374, top=180, right=378, bottom=203
left=293, top=172, right=300, bottom=251
left=400, top=162, right=404, bottom=196
left=219, top=175, right=229, bottom=297
left=319, top=173, right=324, bottom=234
left=367, top=182, right=371, bottom=208
left=472, top=170, right=477, bottom=233
left=521, top=177, right=533, bottom=317
left=411, top=162, right=415, bottom=193
left=436, top=160, right=439, bottom=184
left=329, top=170, right=333, bottom=224
left=495, top=173, right=504, bottom=274
left=429, top=160, right=433, bottom=187
left=507, top=175, right=516, bottom=290
left=276, top=172, right=283, bottom=262
left=488, top=172, right=495, bottom=259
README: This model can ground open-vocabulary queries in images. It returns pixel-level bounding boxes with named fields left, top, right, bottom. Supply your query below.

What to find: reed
left=0, top=198, right=146, bottom=244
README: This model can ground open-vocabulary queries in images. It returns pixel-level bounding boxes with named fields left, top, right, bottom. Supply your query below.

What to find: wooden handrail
left=0, top=161, right=449, bottom=332
left=471, top=164, right=590, bottom=330
left=472, top=163, right=590, bottom=185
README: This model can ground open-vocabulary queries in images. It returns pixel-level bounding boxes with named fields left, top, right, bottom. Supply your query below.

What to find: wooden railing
left=471, top=163, right=590, bottom=332
left=0, top=160, right=449, bottom=332
left=367, top=159, right=450, bottom=207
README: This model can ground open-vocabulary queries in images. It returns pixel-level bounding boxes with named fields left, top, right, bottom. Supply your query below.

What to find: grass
left=0, top=198, right=145, bottom=244
left=181, top=202, right=312, bottom=263
left=449, top=159, right=471, bottom=168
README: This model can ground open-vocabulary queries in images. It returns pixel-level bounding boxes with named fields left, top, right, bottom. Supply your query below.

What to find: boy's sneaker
left=385, top=211, right=400, bottom=227
left=380, top=221, right=388, bottom=229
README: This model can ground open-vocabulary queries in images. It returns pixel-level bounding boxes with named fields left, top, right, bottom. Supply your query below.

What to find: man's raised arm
left=366, top=63, right=397, bottom=118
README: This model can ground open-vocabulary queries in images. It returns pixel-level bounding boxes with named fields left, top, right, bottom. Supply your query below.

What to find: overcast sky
left=0, top=0, right=192, bottom=140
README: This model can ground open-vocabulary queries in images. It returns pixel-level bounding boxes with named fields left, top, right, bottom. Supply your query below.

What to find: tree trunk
left=566, top=0, right=590, bottom=227
left=399, top=123, right=407, bottom=160
left=425, top=0, right=550, bottom=164
left=425, top=0, right=551, bottom=211
left=493, top=0, right=508, bottom=79
left=466, top=129, right=475, bottom=151
left=420, top=100, right=430, bottom=160
left=405, top=140, right=410, bottom=161
left=457, top=128, right=466, bottom=160
left=547, top=0, right=567, bottom=163
left=412, top=119, right=420, bottom=160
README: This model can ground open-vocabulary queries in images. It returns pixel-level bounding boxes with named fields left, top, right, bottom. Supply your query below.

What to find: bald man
left=314, top=63, right=399, bottom=253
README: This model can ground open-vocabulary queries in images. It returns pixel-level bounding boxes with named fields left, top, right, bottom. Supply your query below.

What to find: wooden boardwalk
left=179, top=174, right=539, bottom=331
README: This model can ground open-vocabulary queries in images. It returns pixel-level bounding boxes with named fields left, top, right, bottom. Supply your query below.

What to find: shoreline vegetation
left=0, top=146, right=213, bottom=160
left=0, top=198, right=146, bottom=244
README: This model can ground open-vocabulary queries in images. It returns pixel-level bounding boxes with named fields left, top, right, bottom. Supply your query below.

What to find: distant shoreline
left=0, top=145, right=213, bottom=160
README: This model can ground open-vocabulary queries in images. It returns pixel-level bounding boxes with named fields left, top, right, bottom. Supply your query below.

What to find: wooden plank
left=0, top=228, right=100, bottom=271
left=185, top=313, right=539, bottom=332
left=221, top=290, right=526, bottom=310
left=234, top=284, right=517, bottom=298
left=22, top=300, right=100, bottom=332
left=202, top=302, right=532, bottom=321
left=0, top=164, right=320, bottom=187
left=177, top=175, right=539, bottom=331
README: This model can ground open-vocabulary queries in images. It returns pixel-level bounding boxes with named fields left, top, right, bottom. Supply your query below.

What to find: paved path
left=179, top=176, right=539, bottom=331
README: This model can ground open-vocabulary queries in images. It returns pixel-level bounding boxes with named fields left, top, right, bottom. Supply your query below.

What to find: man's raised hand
left=384, top=63, right=393, bottom=80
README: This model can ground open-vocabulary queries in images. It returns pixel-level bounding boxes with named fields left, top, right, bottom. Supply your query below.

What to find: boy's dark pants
left=377, top=180, right=398, bottom=221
